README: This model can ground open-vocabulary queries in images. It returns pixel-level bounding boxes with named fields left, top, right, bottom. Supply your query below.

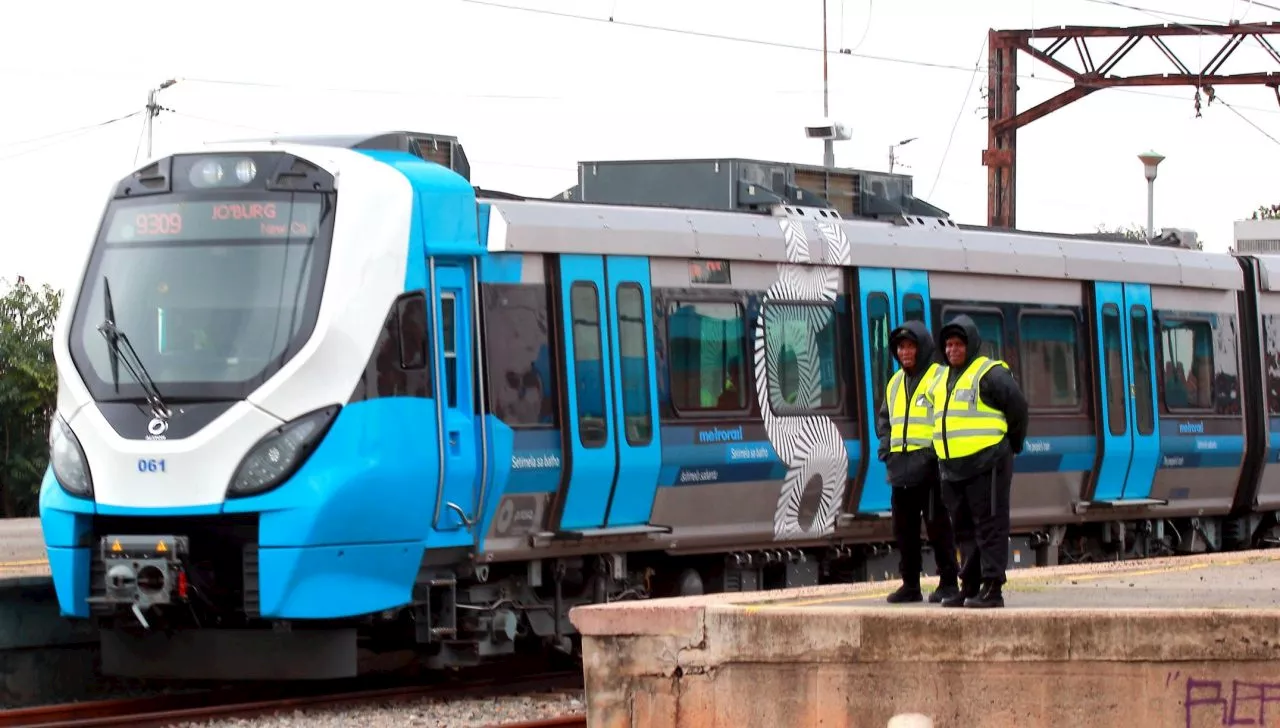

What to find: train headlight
left=188, top=157, right=257, bottom=188
left=49, top=415, right=93, bottom=498
left=226, top=405, right=340, bottom=498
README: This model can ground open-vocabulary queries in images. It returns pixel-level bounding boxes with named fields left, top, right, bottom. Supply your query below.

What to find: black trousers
left=941, top=452, right=1014, bottom=585
left=890, top=478, right=959, bottom=585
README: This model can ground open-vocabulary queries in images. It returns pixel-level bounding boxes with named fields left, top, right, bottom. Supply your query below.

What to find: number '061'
left=137, top=459, right=166, bottom=473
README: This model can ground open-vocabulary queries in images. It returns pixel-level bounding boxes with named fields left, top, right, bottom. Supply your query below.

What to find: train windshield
left=69, top=192, right=333, bottom=402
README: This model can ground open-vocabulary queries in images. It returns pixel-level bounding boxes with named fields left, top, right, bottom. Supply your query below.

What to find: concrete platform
left=0, top=518, right=48, bottom=577
left=570, top=549, right=1280, bottom=728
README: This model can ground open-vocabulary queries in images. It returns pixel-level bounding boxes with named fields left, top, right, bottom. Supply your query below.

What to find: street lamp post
left=1138, top=150, right=1165, bottom=241
left=889, top=137, right=917, bottom=174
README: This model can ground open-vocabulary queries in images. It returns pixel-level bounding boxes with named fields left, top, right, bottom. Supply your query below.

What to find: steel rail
left=0, top=670, right=582, bottom=728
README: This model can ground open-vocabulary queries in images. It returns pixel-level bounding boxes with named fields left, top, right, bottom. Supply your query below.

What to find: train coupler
left=87, top=534, right=190, bottom=629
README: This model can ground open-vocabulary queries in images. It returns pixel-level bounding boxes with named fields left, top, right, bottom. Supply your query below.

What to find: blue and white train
left=38, top=131, right=1280, bottom=679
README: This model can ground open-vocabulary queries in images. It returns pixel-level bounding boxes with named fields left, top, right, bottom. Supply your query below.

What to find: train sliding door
left=847, top=267, right=932, bottom=517
left=546, top=254, right=664, bottom=535
left=602, top=256, right=663, bottom=528
left=1090, top=281, right=1163, bottom=506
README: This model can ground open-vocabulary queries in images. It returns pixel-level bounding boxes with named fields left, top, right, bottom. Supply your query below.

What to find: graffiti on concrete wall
left=1172, top=671, right=1280, bottom=727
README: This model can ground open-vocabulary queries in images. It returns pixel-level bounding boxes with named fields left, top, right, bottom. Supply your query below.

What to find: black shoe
left=886, top=583, right=923, bottom=604
left=941, top=581, right=978, bottom=608
left=929, top=581, right=960, bottom=604
left=964, top=580, right=1004, bottom=609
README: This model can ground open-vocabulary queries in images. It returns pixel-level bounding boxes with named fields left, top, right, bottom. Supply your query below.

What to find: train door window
left=1101, top=304, right=1125, bottom=436
left=1017, top=313, right=1079, bottom=410
left=867, top=293, right=892, bottom=413
left=570, top=282, right=608, bottom=447
left=1159, top=318, right=1214, bottom=411
left=764, top=303, right=840, bottom=414
left=667, top=301, right=747, bottom=413
left=1265, top=315, right=1280, bottom=416
left=396, top=293, right=427, bottom=371
left=1129, top=306, right=1155, bottom=435
left=615, top=284, right=653, bottom=446
left=902, top=294, right=925, bottom=324
left=441, top=293, right=457, bottom=408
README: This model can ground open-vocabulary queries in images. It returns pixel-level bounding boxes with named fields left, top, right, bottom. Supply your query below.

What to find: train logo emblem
left=147, top=417, right=169, bottom=437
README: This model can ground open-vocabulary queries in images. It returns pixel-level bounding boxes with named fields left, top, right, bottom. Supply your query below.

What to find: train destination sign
left=104, top=200, right=323, bottom=243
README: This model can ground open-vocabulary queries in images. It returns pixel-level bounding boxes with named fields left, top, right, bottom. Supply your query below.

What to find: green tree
left=1094, top=223, right=1147, bottom=241
left=0, top=277, right=62, bottom=517
left=1251, top=205, right=1280, bottom=220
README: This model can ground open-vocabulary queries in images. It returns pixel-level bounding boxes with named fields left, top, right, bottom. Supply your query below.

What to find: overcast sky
left=2, top=0, right=1277, bottom=291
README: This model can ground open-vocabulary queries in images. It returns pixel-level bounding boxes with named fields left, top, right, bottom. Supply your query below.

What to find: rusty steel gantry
left=983, top=20, right=1280, bottom=229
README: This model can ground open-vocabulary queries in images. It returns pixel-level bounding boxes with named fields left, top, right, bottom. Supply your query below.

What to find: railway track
left=0, top=669, right=584, bottom=728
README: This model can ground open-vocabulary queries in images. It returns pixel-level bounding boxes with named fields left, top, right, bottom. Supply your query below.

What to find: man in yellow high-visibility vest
left=876, top=320, right=961, bottom=604
left=927, top=314, right=1028, bottom=609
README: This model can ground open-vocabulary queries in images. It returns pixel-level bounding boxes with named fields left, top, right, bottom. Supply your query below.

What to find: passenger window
left=481, top=283, right=559, bottom=428
left=902, top=294, right=925, bottom=325
left=441, top=293, right=457, bottom=408
left=1102, top=304, right=1126, bottom=436
left=867, top=294, right=892, bottom=414
left=1018, top=313, right=1080, bottom=409
left=1160, top=318, right=1215, bottom=411
left=1130, top=306, right=1155, bottom=435
left=667, top=301, right=747, bottom=413
left=570, top=282, right=607, bottom=447
left=764, top=303, right=840, bottom=414
left=616, top=284, right=653, bottom=446
left=396, top=293, right=427, bottom=370
left=1266, top=315, right=1280, bottom=417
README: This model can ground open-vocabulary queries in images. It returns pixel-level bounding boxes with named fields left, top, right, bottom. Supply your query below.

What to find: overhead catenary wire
left=0, top=110, right=143, bottom=162
left=928, top=36, right=987, bottom=200
left=0, top=110, right=144, bottom=152
left=459, top=0, right=1280, bottom=114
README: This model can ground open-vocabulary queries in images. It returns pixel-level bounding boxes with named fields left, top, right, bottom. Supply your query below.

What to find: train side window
left=616, top=284, right=653, bottom=446
left=667, top=301, right=747, bottom=413
left=1017, top=313, right=1080, bottom=410
left=441, top=293, right=457, bottom=408
left=481, top=283, right=560, bottom=429
left=1266, top=315, right=1280, bottom=416
left=764, top=302, right=841, bottom=414
left=867, top=293, right=892, bottom=414
left=396, top=293, right=427, bottom=370
left=1160, top=318, right=1214, bottom=411
left=1129, top=306, right=1155, bottom=435
left=1102, top=304, right=1126, bottom=436
left=902, top=294, right=925, bottom=324
left=570, top=282, right=608, bottom=447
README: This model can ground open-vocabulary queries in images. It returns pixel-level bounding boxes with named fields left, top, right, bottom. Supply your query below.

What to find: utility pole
left=821, top=0, right=833, bottom=169
left=144, top=79, right=177, bottom=160
left=981, top=20, right=1280, bottom=229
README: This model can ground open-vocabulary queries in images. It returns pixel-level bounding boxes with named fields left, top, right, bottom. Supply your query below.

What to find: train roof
left=484, top=199, right=1243, bottom=291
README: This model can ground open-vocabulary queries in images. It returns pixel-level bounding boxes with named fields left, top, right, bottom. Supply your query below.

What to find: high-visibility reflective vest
left=885, top=362, right=942, bottom=452
left=928, top=355, right=1009, bottom=460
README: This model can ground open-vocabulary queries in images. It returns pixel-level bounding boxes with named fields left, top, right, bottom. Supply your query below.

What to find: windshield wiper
left=98, top=276, right=171, bottom=420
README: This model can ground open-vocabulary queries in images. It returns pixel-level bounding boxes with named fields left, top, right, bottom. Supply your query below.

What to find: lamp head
left=1138, top=150, right=1165, bottom=182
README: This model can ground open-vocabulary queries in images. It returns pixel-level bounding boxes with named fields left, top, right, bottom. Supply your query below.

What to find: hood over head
left=938, top=314, right=983, bottom=368
left=888, top=319, right=936, bottom=374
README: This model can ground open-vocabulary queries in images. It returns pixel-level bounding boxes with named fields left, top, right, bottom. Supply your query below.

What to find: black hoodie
left=875, top=319, right=942, bottom=488
left=933, top=314, right=1029, bottom=482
